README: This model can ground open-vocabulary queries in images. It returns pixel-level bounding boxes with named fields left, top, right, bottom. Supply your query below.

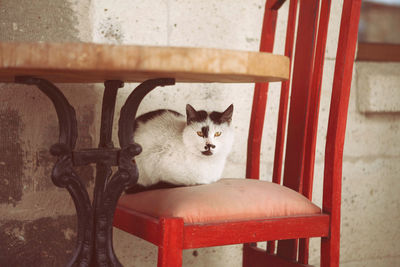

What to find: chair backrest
left=247, top=0, right=325, bottom=192
left=246, top=0, right=361, bottom=260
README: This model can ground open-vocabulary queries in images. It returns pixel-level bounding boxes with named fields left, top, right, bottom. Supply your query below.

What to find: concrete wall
left=1, top=0, right=399, bottom=266
left=0, top=1, right=100, bottom=266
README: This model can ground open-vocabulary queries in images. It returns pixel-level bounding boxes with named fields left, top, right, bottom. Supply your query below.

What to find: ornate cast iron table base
left=15, top=76, right=176, bottom=267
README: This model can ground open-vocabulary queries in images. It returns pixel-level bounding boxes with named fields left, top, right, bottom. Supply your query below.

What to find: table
left=0, top=42, right=289, bottom=267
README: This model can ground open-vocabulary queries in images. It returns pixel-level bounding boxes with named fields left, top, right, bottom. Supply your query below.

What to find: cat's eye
left=197, top=131, right=204, bottom=137
left=214, top=132, right=222, bottom=137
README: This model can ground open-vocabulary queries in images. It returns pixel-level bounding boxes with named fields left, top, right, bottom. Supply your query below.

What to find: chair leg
left=158, top=246, right=183, bottom=267
left=320, top=236, right=339, bottom=267
left=298, top=238, right=309, bottom=264
left=157, top=217, right=184, bottom=267
left=243, top=243, right=257, bottom=267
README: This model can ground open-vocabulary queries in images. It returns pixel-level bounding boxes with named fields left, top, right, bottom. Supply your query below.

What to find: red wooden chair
left=113, top=0, right=362, bottom=266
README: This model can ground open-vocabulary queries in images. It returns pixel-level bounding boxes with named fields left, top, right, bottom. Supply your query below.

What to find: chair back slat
left=302, top=0, right=332, bottom=201
left=324, top=0, right=361, bottom=217
left=267, top=0, right=299, bottom=255
left=277, top=0, right=320, bottom=260
left=281, top=0, right=319, bottom=192
left=246, top=1, right=278, bottom=179
left=271, top=0, right=298, bottom=185
left=298, top=0, right=333, bottom=263
left=321, top=2, right=361, bottom=264
left=247, top=1, right=360, bottom=262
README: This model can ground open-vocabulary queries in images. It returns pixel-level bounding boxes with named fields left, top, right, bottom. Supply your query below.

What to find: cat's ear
left=186, top=104, right=197, bottom=125
left=220, top=104, right=234, bottom=124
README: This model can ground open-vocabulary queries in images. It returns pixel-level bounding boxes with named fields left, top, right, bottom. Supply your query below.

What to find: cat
left=125, top=104, right=234, bottom=194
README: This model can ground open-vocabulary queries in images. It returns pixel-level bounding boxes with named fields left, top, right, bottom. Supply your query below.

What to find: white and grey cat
left=127, top=104, right=234, bottom=193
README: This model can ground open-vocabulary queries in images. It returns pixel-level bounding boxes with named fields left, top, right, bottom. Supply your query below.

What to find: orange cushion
left=117, top=178, right=321, bottom=224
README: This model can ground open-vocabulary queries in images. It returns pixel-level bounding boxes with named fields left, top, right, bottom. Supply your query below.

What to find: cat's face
left=182, top=104, right=234, bottom=157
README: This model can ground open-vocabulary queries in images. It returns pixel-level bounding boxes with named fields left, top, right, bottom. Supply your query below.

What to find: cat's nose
left=205, top=143, right=216, bottom=150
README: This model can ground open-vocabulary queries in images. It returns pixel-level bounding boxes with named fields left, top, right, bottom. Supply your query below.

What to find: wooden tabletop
left=0, top=42, right=289, bottom=83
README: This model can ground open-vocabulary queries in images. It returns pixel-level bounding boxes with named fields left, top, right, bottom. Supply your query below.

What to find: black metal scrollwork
left=16, top=76, right=175, bottom=266
left=16, top=77, right=93, bottom=267
left=50, top=143, right=93, bottom=267
left=95, top=78, right=175, bottom=266
left=15, top=77, right=78, bottom=148
left=118, top=78, right=176, bottom=148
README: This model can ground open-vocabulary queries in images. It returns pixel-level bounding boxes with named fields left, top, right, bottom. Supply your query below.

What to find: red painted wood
left=182, top=214, right=329, bottom=249
left=266, top=0, right=287, bottom=10
left=278, top=0, right=320, bottom=261
left=243, top=244, right=264, bottom=267
left=299, top=0, right=332, bottom=263
left=263, top=253, right=312, bottom=267
left=321, top=0, right=361, bottom=266
left=272, top=0, right=298, bottom=186
left=281, top=0, right=319, bottom=207
left=244, top=244, right=313, bottom=267
left=277, top=239, right=298, bottom=262
left=302, top=0, right=332, bottom=202
left=158, top=218, right=184, bottom=267
left=246, top=85, right=269, bottom=179
left=298, top=238, right=309, bottom=264
left=268, top=0, right=298, bottom=254
left=246, top=1, right=278, bottom=179
left=113, top=206, right=161, bottom=245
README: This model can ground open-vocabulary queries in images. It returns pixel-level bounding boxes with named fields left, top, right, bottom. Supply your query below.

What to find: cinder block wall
left=0, top=1, right=101, bottom=266
left=1, top=1, right=400, bottom=266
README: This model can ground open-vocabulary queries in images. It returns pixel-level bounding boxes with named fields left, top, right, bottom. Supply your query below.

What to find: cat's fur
left=129, top=104, right=234, bottom=191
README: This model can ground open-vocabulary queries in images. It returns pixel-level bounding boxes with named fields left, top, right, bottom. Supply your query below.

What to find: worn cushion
left=117, top=178, right=321, bottom=224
